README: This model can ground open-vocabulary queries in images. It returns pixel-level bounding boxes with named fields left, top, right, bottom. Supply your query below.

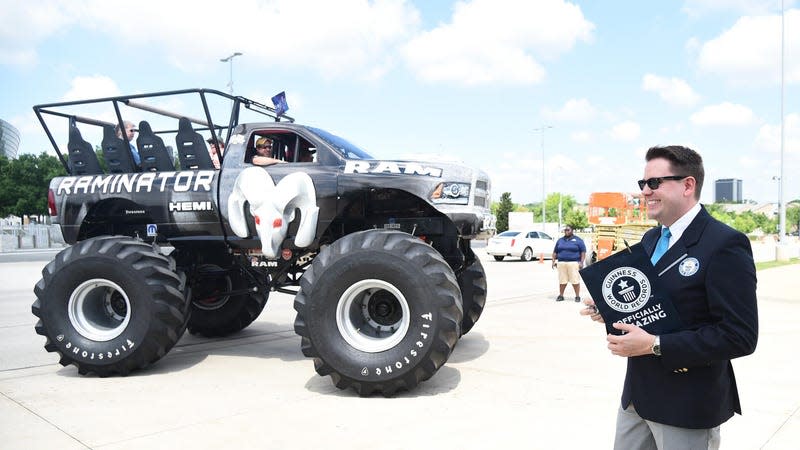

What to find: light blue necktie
left=650, top=227, right=671, bottom=265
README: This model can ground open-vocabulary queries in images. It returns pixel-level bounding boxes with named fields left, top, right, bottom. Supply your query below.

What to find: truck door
left=218, top=129, right=338, bottom=253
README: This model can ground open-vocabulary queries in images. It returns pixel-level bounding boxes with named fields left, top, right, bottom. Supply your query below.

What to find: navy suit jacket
left=621, top=205, right=758, bottom=429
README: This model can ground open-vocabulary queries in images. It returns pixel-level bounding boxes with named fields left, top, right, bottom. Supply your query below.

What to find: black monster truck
left=31, top=89, right=494, bottom=396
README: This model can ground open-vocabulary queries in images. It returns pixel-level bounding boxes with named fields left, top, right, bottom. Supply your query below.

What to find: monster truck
left=31, top=88, right=493, bottom=396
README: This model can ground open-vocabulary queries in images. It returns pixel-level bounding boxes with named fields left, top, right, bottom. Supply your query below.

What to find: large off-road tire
left=31, top=236, right=188, bottom=376
left=457, top=258, right=487, bottom=335
left=293, top=230, right=463, bottom=396
left=187, top=264, right=268, bottom=337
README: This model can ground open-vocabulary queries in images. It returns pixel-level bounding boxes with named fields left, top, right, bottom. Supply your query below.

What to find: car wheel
left=493, top=255, right=505, bottom=261
left=458, top=258, right=486, bottom=335
left=32, top=236, right=188, bottom=376
left=521, top=247, right=533, bottom=262
left=294, top=230, right=462, bottom=396
left=187, top=263, right=269, bottom=337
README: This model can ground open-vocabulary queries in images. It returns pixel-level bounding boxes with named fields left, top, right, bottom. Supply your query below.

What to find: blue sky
left=1, top=0, right=798, bottom=205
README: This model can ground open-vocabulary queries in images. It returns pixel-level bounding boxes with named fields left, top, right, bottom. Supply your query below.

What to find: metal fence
left=0, top=223, right=66, bottom=251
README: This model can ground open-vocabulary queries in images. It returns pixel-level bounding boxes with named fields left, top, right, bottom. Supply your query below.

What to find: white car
left=486, top=230, right=555, bottom=262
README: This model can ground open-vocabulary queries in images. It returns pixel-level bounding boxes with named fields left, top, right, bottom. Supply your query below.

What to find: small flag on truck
left=271, top=91, right=289, bottom=117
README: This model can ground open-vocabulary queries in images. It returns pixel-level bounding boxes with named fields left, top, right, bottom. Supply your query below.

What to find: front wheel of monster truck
left=293, top=230, right=463, bottom=396
left=31, top=236, right=188, bottom=376
left=186, top=262, right=269, bottom=338
left=457, top=257, right=487, bottom=335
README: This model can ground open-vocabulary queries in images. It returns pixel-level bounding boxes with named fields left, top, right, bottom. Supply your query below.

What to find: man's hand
left=606, top=323, right=656, bottom=357
left=579, top=298, right=604, bottom=323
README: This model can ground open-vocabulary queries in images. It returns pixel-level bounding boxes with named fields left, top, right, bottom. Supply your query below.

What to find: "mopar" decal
left=344, top=161, right=442, bottom=178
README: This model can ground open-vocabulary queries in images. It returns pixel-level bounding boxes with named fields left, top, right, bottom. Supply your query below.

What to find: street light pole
left=558, top=191, right=563, bottom=231
left=533, top=126, right=552, bottom=232
left=773, top=176, right=782, bottom=231
left=779, top=0, right=786, bottom=243
left=220, top=52, right=243, bottom=95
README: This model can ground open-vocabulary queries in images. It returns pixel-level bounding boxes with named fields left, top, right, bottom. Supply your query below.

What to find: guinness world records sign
left=580, top=243, right=683, bottom=335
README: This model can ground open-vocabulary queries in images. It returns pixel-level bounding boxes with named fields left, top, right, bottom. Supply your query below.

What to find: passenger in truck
left=286, top=143, right=316, bottom=163
left=206, top=136, right=224, bottom=169
left=115, top=120, right=141, bottom=166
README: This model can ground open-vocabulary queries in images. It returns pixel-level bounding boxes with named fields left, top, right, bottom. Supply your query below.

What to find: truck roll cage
left=33, top=88, right=295, bottom=175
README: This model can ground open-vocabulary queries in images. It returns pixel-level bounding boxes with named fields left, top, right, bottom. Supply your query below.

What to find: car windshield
left=498, top=231, right=520, bottom=237
left=306, top=126, right=374, bottom=160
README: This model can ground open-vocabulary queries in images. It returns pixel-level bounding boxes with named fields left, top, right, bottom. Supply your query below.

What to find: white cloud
left=609, top=121, right=640, bottom=142
left=641, top=74, right=700, bottom=107
left=542, top=98, right=597, bottom=122
left=570, top=130, right=592, bottom=143
left=682, top=0, right=791, bottom=17
left=690, top=102, right=756, bottom=126
left=697, top=10, right=800, bottom=85
left=754, top=113, right=800, bottom=153
left=2, top=0, right=421, bottom=80
left=0, top=0, right=76, bottom=66
left=402, top=0, right=594, bottom=85
left=61, top=75, right=121, bottom=101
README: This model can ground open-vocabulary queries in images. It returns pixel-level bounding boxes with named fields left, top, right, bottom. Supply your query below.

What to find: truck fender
left=227, top=167, right=319, bottom=258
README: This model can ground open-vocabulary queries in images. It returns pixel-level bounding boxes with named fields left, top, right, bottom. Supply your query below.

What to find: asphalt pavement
left=0, top=248, right=797, bottom=449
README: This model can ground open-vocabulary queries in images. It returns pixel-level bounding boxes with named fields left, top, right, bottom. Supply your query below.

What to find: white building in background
left=0, top=118, right=20, bottom=159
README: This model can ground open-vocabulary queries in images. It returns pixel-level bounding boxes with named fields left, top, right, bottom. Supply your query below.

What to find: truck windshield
left=306, top=126, right=374, bottom=160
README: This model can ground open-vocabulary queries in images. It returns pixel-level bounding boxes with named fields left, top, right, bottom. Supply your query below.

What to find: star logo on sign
left=617, top=280, right=629, bottom=290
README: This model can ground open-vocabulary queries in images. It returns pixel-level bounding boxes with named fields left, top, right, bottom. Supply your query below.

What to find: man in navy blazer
left=582, top=146, right=758, bottom=449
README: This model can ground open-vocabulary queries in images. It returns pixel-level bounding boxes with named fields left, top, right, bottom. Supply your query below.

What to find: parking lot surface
left=1, top=249, right=798, bottom=449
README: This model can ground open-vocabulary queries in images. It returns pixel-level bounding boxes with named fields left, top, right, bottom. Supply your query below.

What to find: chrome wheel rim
left=336, top=279, right=410, bottom=353
left=68, top=278, right=131, bottom=341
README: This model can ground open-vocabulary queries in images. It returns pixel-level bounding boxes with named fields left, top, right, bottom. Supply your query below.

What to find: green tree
left=94, top=145, right=108, bottom=172
left=787, top=204, right=800, bottom=234
left=544, top=192, right=576, bottom=222
left=564, top=209, right=590, bottom=231
left=0, top=153, right=66, bottom=217
left=708, top=207, right=734, bottom=227
left=732, top=213, right=758, bottom=234
left=495, top=192, right=514, bottom=233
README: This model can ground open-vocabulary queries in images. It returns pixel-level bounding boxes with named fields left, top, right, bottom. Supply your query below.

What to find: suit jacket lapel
left=642, top=226, right=660, bottom=258
left=654, top=205, right=710, bottom=270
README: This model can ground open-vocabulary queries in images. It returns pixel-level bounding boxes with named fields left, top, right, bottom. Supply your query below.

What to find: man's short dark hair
left=645, top=145, right=704, bottom=200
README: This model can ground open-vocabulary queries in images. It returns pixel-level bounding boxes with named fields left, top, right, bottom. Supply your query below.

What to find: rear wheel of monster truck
left=293, top=230, right=462, bottom=396
left=31, top=236, right=188, bottom=376
left=457, top=258, right=487, bottom=335
left=187, top=263, right=268, bottom=337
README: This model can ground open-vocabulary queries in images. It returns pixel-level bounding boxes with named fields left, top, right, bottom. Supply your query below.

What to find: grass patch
left=756, top=258, right=800, bottom=271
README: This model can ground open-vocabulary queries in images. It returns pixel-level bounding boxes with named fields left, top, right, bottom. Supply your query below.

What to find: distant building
left=0, top=118, right=20, bottom=159
left=715, top=178, right=742, bottom=203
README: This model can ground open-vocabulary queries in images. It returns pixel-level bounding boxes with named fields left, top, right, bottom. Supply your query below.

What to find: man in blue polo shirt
left=551, top=226, right=586, bottom=302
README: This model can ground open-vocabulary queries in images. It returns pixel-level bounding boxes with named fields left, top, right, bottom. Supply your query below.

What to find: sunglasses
left=256, top=144, right=272, bottom=149
left=637, top=175, right=688, bottom=190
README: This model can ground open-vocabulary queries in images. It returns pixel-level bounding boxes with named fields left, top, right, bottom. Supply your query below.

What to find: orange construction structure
left=588, top=192, right=656, bottom=261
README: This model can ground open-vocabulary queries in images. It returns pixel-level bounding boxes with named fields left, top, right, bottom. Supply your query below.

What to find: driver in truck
left=251, top=137, right=286, bottom=166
